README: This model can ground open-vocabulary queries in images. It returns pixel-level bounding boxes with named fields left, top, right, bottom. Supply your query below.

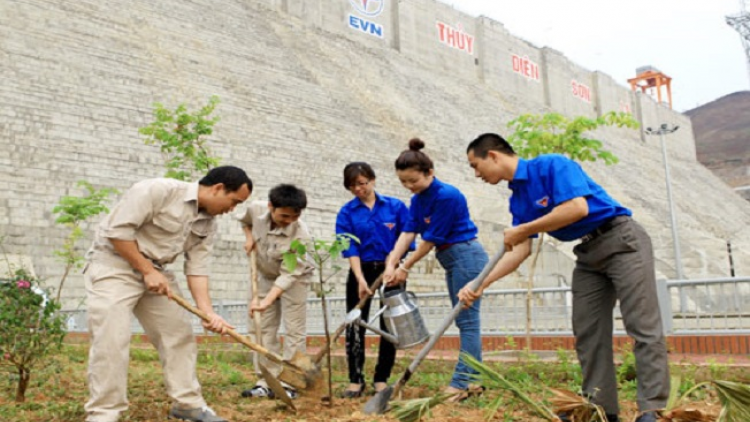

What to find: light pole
left=646, top=124, right=684, bottom=280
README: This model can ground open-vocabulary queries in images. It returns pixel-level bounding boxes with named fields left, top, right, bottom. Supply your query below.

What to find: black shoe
left=635, top=411, right=658, bottom=422
left=557, top=412, right=619, bottom=422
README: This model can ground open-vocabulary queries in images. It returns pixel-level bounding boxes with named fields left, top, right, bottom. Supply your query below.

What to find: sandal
left=339, top=383, right=365, bottom=398
left=443, top=386, right=469, bottom=403
left=467, top=384, right=485, bottom=397
left=373, top=382, right=388, bottom=394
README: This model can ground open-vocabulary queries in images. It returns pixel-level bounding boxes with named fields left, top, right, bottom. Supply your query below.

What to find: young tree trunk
left=16, top=367, right=30, bottom=403
left=320, top=271, right=333, bottom=406
left=525, top=235, right=544, bottom=355
left=56, top=263, right=72, bottom=302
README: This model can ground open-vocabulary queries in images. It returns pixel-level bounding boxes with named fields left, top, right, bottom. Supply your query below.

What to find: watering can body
left=382, top=288, right=430, bottom=349
left=346, top=287, right=429, bottom=349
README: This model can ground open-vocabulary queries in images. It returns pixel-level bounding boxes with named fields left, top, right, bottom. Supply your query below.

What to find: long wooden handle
left=313, top=274, right=385, bottom=363
left=392, top=245, right=506, bottom=396
left=171, top=294, right=293, bottom=369
left=250, top=251, right=263, bottom=346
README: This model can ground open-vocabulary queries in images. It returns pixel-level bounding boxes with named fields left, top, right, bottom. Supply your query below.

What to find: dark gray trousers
left=572, top=218, right=670, bottom=415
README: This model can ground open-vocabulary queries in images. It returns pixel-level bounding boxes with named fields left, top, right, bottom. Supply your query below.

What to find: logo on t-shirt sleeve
left=536, top=196, right=549, bottom=207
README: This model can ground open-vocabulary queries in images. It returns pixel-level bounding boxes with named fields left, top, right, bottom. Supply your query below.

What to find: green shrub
left=0, top=269, right=67, bottom=402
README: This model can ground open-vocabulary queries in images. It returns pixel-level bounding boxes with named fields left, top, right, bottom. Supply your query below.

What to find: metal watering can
left=345, top=286, right=429, bottom=349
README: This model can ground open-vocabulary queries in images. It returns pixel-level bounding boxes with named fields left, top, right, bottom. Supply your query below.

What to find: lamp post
left=646, top=124, right=684, bottom=280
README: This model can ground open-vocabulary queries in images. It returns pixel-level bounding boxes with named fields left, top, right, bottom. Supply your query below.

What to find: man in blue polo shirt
left=459, top=133, right=668, bottom=422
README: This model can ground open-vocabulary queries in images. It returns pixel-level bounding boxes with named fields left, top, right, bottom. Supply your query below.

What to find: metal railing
left=665, top=277, right=750, bottom=334
left=61, top=276, right=750, bottom=336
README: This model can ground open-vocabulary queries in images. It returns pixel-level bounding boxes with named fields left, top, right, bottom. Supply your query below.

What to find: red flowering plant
left=0, top=268, right=66, bottom=402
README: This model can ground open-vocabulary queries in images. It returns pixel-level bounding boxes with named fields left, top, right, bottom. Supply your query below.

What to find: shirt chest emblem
left=536, top=196, right=550, bottom=207
left=424, top=216, right=431, bottom=224
left=384, top=222, right=395, bottom=230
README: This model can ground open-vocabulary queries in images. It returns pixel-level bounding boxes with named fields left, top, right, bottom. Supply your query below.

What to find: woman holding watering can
left=383, top=138, right=489, bottom=402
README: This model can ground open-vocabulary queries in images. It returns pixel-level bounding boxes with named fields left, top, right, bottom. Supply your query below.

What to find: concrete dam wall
left=1, top=0, right=748, bottom=307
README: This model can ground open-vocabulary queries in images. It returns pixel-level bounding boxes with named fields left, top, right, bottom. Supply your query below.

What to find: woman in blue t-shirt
left=335, top=162, right=411, bottom=398
left=384, top=138, right=489, bottom=402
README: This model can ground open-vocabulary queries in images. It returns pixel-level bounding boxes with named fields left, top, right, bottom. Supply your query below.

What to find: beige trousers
left=250, top=273, right=307, bottom=388
left=84, top=261, right=205, bottom=422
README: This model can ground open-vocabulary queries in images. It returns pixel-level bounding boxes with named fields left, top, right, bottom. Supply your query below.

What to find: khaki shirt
left=86, top=178, right=217, bottom=276
left=239, top=201, right=313, bottom=291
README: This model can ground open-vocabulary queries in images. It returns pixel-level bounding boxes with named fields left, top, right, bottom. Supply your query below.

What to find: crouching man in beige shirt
left=83, top=166, right=252, bottom=422
left=238, top=184, right=313, bottom=400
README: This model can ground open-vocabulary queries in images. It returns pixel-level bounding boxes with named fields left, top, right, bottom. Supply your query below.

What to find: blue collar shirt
left=403, top=178, right=478, bottom=246
left=508, top=155, right=631, bottom=242
left=336, top=192, right=412, bottom=262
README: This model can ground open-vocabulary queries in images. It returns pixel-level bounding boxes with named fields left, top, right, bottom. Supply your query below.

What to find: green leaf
left=507, top=111, right=637, bottom=164
left=282, top=253, right=298, bottom=273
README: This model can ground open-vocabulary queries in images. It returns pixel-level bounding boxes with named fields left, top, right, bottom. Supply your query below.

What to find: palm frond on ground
left=662, top=375, right=750, bottom=422
left=713, top=380, right=750, bottom=422
left=461, top=352, right=557, bottom=421
left=547, top=388, right=608, bottom=422
left=390, top=393, right=451, bottom=422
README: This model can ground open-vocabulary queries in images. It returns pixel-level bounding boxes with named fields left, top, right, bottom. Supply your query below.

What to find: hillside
left=686, top=91, right=750, bottom=199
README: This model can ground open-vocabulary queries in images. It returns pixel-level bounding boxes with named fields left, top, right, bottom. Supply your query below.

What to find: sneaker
left=241, top=385, right=274, bottom=398
left=283, top=387, right=298, bottom=400
left=168, top=405, right=227, bottom=422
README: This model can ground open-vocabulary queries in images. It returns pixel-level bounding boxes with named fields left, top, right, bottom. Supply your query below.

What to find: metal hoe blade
left=363, top=385, right=394, bottom=414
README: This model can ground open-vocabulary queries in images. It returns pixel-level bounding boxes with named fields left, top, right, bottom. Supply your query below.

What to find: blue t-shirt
left=336, top=192, right=411, bottom=262
left=403, top=178, right=478, bottom=246
left=508, top=155, right=631, bottom=241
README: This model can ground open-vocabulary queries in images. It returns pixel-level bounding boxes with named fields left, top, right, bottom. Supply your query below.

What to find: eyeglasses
left=350, top=180, right=370, bottom=188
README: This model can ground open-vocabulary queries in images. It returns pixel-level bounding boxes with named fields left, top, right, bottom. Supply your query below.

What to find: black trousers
left=345, top=262, right=398, bottom=384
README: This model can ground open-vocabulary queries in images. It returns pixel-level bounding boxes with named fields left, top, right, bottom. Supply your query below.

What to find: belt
left=361, top=261, right=386, bottom=268
left=580, top=216, right=630, bottom=243
left=436, top=238, right=476, bottom=252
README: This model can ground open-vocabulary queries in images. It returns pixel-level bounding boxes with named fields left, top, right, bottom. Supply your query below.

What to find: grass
left=1, top=343, right=748, bottom=421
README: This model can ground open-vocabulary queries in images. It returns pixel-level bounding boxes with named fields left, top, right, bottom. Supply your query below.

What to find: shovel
left=259, top=363, right=297, bottom=411
left=249, top=252, right=295, bottom=409
left=170, top=294, right=313, bottom=390
left=363, top=245, right=506, bottom=414
left=311, top=274, right=385, bottom=364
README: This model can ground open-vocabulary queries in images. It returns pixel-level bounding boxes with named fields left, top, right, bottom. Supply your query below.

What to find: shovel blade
left=278, top=367, right=307, bottom=390
left=289, top=350, right=323, bottom=390
left=259, top=364, right=297, bottom=412
left=290, top=350, right=316, bottom=372
left=363, top=385, right=394, bottom=414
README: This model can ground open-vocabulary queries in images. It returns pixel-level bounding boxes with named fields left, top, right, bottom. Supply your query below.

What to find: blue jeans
left=435, top=240, right=488, bottom=389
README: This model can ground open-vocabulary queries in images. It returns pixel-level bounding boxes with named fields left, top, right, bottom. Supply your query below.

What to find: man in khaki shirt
left=238, top=184, right=313, bottom=399
left=84, top=166, right=252, bottom=422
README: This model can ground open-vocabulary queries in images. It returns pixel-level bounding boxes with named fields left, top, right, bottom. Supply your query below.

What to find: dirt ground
left=0, top=344, right=731, bottom=422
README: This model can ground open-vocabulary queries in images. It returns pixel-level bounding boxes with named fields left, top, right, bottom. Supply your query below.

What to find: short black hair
left=199, top=166, right=253, bottom=193
left=269, top=184, right=307, bottom=212
left=466, top=133, right=515, bottom=158
left=343, top=162, right=376, bottom=189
